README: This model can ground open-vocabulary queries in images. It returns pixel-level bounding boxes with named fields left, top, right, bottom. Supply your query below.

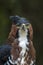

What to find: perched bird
left=6, top=15, right=36, bottom=65
left=7, top=15, right=33, bottom=44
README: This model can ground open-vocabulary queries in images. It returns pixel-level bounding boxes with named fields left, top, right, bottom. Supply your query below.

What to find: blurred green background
left=0, top=0, right=43, bottom=65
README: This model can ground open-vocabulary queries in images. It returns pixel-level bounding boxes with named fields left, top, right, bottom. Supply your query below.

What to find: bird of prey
left=6, top=15, right=36, bottom=65
left=0, top=16, right=36, bottom=65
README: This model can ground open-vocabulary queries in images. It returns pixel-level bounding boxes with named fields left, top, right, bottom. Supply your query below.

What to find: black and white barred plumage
left=0, top=16, right=36, bottom=65
left=4, top=56, right=15, bottom=65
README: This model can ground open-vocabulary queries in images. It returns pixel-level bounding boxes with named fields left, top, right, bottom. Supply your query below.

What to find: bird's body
left=15, top=23, right=35, bottom=65
left=0, top=16, right=36, bottom=65
left=17, top=28, right=30, bottom=65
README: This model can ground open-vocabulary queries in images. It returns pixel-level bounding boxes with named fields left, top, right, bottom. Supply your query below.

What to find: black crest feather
left=10, top=15, right=20, bottom=24
left=10, top=15, right=30, bottom=24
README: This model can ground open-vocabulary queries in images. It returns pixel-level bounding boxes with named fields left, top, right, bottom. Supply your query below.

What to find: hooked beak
left=21, top=24, right=25, bottom=31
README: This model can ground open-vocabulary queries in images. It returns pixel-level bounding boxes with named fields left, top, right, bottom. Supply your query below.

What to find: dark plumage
left=19, top=17, right=30, bottom=24
left=0, top=44, right=11, bottom=65
left=6, top=15, right=36, bottom=65
left=10, top=15, right=20, bottom=24
left=10, top=15, right=30, bottom=25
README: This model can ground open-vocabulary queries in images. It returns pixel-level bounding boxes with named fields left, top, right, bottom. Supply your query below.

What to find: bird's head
left=9, top=15, right=33, bottom=41
left=10, top=15, right=30, bottom=37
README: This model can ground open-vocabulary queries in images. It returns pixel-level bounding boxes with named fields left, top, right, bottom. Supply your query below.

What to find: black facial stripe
left=27, top=29, right=30, bottom=42
left=16, top=29, right=19, bottom=38
left=16, top=28, right=30, bottom=42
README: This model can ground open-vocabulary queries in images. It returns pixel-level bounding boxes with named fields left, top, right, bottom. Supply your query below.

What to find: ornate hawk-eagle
left=0, top=16, right=36, bottom=65
left=7, top=15, right=36, bottom=65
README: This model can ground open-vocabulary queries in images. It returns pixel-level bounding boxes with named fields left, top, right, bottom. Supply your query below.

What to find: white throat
left=18, top=29, right=29, bottom=65
left=18, top=29, right=28, bottom=48
left=18, top=29, right=29, bottom=57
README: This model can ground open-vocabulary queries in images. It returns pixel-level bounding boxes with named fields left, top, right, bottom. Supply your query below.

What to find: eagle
left=7, top=16, right=33, bottom=44
left=0, top=16, right=36, bottom=65
left=7, top=15, right=36, bottom=65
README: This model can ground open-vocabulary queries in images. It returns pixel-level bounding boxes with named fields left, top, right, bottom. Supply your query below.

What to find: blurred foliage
left=0, top=0, right=43, bottom=65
